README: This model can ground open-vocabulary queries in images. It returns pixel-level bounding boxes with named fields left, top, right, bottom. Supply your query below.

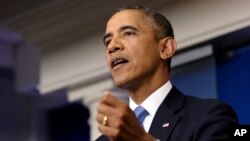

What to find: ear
left=159, top=37, right=177, bottom=60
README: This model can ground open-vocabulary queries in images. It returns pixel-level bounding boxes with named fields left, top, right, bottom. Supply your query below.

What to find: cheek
left=131, top=50, right=151, bottom=71
left=127, top=40, right=160, bottom=67
left=136, top=48, right=160, bottom=68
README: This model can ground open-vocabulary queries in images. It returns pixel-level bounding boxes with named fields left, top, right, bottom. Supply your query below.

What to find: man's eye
left=124, top=32, right=135, bottom=36
left=105, top=40, right=111, bottom=46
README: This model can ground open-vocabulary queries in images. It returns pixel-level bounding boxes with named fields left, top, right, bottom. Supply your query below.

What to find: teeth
left=112, top=58, right=127, bottom=68
left=114, top=59, right=123, bottom=66
left=115, top=59, right=123, bottom=64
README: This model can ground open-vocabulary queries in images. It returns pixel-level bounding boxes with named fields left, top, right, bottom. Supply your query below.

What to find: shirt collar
left=130, top=81, right=172, bottom=116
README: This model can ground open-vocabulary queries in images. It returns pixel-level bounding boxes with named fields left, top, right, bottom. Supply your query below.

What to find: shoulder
left=168, top=86, right=237, bottom=116
left=177, top=94, right=238, bottom=140
left=184, top=95, right=236, bottom=115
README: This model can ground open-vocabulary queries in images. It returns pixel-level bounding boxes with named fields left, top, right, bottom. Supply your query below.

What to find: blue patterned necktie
left=134, top=106, right=149, bottom=128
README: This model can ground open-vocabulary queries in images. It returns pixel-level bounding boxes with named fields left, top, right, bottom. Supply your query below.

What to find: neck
left=127, top=66, right=169, bottom=105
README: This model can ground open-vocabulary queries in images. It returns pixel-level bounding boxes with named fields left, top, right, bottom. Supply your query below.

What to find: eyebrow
left=103, top=25, right=139, bottom=44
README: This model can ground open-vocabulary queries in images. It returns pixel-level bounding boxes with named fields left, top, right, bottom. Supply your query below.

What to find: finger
left=96, top=112, right=106, bottom=125
left=98, top=107, right=132, bottom=127
left=101, top=91, right=126, bottom=107
left=96, top=101, right=118, bottom=117
left=96, top=112, right=116, bottom=126
left=98, top=123, right=120, bottom=139
left=99, top=92, right=131, bottom=120
left=96, top=112, right=122, bottom=129
left=98, top=120, right=138, bottom=141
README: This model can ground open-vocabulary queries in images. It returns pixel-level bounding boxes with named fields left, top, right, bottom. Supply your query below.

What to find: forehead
left=106, top=10, right=149, bottom=32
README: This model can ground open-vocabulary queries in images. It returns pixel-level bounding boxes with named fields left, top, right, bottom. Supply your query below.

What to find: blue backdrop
left=217, top=45, right=250, bottom=124
left=172, top=45, right=250, bottom=124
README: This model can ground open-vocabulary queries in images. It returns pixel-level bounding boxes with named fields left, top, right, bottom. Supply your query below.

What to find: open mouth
left=111, top=57, right=128, bottom=69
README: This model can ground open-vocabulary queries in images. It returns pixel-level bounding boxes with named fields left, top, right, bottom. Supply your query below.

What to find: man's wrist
left=142, top=133, right=159, bottom=141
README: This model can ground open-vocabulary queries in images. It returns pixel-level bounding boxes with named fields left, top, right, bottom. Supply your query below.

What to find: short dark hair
left=116, top=5, right=174, bottom=71
left=117, top=5, right=174, bottom=39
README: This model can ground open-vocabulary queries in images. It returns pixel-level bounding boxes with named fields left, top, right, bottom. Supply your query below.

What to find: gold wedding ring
left=102, top=115, right=108, bottom=126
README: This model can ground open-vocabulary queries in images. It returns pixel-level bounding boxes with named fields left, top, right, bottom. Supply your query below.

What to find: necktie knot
left=134, top=106, right=149, bottom=126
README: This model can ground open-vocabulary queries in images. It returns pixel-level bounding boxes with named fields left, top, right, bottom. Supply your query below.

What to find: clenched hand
left=96, top=91, right=156, bottom=141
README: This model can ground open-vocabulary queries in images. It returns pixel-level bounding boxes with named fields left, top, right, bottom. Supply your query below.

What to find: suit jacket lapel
left=148, top=86, right=185, bottom=141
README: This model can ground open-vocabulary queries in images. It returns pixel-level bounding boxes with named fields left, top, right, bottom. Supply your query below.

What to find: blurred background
left=0, top=0, right=250, bottom=141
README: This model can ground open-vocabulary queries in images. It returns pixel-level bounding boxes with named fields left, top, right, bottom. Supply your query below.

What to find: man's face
left=103, top=10, right=162, bottom=88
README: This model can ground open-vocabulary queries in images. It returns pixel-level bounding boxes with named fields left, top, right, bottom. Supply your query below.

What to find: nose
left=107, top=37, right=123, bottom=54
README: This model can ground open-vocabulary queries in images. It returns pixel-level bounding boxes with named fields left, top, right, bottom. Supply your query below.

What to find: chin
left=114, top=81, right=126, bottom=88
left=113, top=78, right=129, bottom=88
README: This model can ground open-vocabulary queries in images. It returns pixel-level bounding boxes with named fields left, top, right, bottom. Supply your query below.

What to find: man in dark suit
left=96, top=5, right=238, bottom=141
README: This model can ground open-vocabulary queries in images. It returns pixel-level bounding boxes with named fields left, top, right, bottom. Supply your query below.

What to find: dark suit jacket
left=96, top=86, right=238, bottom=141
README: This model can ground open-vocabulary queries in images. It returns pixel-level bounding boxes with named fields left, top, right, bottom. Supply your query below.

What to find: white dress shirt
left=129, top=81, right=172, bottom=132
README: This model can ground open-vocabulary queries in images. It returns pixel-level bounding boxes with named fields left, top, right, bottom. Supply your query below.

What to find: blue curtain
left=216, top=45, right=250, bottom=124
